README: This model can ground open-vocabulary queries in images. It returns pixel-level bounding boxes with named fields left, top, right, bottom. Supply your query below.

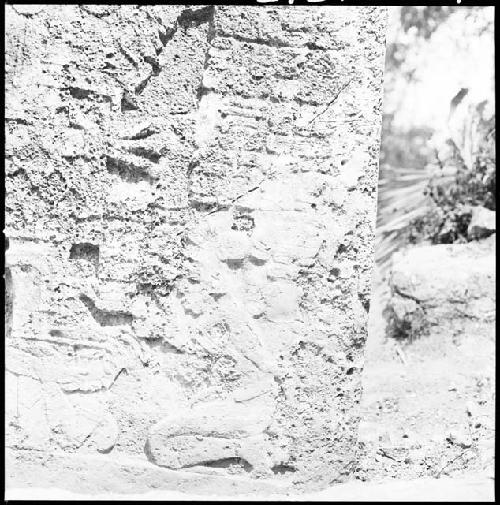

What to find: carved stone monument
left=5, top=5, right=387, bottom=495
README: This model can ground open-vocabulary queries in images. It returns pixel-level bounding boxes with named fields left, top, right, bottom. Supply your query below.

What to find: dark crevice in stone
left=196, top=8, right=217, bottom=102
left=127, top=146, right=162, bottom=164
left=121, top=125, right=159, bottom=141
left=393, top=285, right=425, bottom=305
left=79, top=5, right=114, bottom=19
left=185, top=457, right=253, bottom=472
left=144, top=55, right=161, bottom=75
left=178, top=4, right=215, bottom=105
left=247, top=256, right=266, bottom=267
left=5, top=267, right=14, bottom=340
left=118, top=43, right=139, bottom=69
left=134, top=73, right=153, bottom=95
left=105, top=155, right=156, bottom=184
left=221, top=258, right=245, bottom=270
left=186, top=159, right=199, bottom=177
left=336, top=243, right=349, bottom=256
left=217, top=32, right=295, bottom=49
left=79, top=294, right=133, bottom=326
left=208, top=292, right=226, bottom=301
left=271, top=463, right=297, bottom=474
left=144, top=439, right=154, bottom=463
left=177, top=6, right=215, bottom=29
left=121, top=91, right=140, bottom=112
left=358, top=293, right=371, bottom=312
left=69, top=243, right=100, bottom=268
left=188, top=200, right=221, bottom=213
left=143, top=337, right=184, bottom=354
left=158, top=26, right=177, bottom=46
left=67, top=87, right=93, bottom=100
left=5, top=117, right=32, bottom=125
left=49, top=329, right=65, bottom=338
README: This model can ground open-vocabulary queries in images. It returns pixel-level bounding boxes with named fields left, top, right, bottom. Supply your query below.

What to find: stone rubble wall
left=5, top=5, right=386, bottom=494
left=385, top=236, right=496, bottom=341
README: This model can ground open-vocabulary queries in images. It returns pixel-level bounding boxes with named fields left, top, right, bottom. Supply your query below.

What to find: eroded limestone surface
left=385, top=236, right=496, bottom=341
left=5, top=5, right=386, bottom=494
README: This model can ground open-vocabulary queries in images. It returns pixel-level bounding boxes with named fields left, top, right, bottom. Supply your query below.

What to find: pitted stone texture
left=5, top=4, right=386, bottom=494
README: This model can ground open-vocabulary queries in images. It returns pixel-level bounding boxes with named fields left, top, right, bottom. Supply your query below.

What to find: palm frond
left=375, top=165, right=434, bottom=275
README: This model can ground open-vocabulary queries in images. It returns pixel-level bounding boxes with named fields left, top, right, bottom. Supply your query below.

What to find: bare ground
left=355, top=266, right=495, bottom=489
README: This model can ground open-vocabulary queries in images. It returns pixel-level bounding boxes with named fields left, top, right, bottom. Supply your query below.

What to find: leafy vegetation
left=409, top=100, right=496, bottom=245
left=376, top=6, right=495, bottom=273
